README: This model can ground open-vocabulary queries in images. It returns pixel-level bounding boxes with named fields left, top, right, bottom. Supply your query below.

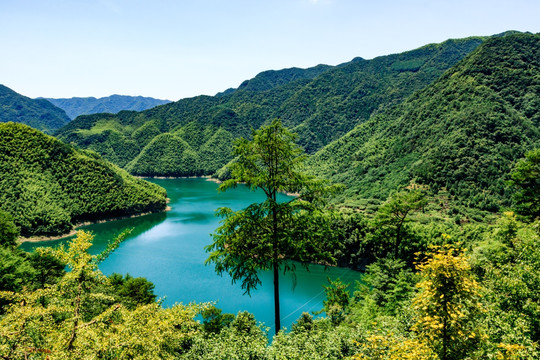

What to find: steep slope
left=46, top=95, right=172, bottom=119
left=56, top=35, right=485, bottom=175
left=308, top=33, right=540, bottom=214
left=0, top=122, right=167, bottom=237
left=0, top=85, right=70, bottom=133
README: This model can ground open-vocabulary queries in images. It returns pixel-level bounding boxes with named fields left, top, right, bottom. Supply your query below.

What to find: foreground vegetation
left=1, top=208, right=538, bottom=359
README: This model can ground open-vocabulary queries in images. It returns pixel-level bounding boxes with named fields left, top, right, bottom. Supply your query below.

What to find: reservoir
left=22, top=178, right=360, bottom=334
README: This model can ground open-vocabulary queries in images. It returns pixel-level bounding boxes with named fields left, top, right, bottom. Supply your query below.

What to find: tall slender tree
left=205, top=119, right=337, bottom=335
left=509, top=148, right=540, bottom=222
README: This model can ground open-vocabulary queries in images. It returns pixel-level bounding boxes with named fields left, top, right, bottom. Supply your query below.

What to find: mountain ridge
left=307, top=32, right=540, bottom=216
left=0, top=84, right=70, bottom=133
left=56, top=34, right=487, bottom=176
left=45, top=94, right=171, bottom=120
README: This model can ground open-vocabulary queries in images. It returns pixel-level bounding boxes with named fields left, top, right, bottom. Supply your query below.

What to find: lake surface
left=22, top=178, right=360, bottom=334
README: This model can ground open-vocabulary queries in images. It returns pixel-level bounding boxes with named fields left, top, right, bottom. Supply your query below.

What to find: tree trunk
left=273, top=259, right=280, bottom=335
left=272, top=195, right=281, bottom=335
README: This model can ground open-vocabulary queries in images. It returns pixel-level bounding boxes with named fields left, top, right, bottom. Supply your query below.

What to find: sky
left=1, top=0, right=539, bottom=101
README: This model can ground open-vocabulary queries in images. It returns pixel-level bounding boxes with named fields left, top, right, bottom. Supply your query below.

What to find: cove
left=22, top=178, right=360, bottom=334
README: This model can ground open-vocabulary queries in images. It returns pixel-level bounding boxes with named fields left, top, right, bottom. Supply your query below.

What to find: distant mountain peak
left=45, top=95, right=172, bottom=119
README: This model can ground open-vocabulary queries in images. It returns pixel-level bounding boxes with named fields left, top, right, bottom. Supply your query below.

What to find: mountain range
left=46, top=95, right=171, bottom=119
left=2, top=31, right=538, bottom=226
left=55, top=33, right=488, bottom=176
left=308, top=32, right=540, bottom=216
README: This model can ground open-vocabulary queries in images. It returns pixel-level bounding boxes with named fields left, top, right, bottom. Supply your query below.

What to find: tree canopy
left=206, top=119, right=337, bottom=334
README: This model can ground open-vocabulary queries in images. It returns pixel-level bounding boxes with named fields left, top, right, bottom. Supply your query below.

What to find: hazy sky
left=1, top=0, right=539, bottom=101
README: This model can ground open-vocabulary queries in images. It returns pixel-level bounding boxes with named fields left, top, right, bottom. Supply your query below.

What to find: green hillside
left=46, top=95, right=171, bottom=120
left=0, top=85, right=70, bottom=133
left=308, top=32, right=540, bottom=216
left=56, top=35, right=485, bottom=175
left=0, top=122, right=167, bottom=237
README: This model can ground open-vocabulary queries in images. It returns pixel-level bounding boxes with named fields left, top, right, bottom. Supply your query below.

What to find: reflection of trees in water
left=21, top=211, right=168, bottom=255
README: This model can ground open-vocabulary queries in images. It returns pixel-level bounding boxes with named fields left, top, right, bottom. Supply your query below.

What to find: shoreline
left=140, top=175, right=213, bottom=180
left=18, top=176, right=294, bottom=244
left=18, top=206, right=172, bottom=244
left=140, top=174, right=223, bottom=183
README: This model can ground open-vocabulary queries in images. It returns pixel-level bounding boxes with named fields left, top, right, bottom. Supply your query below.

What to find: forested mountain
left=56, top=35, right=486, bottom=176
left=0, top=84, right=70, bottom=133
left=308, top=32, right=540, bottom=215
left=0, top=122, right=167, bottom=237
left=46, top=95, right=171, bottom=119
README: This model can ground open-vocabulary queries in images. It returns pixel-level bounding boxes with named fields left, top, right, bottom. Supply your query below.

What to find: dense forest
left=46, top=95, right=171, bottom=120
left=0, top=122, right=167, bottom=237
left=308, top=33, right=540, bottom=218
left=0, top=85, right=70, bottom=133
left=1, top=128, right=539, bottom=359
left=55, top=34, right=488, bottom=175
left=1, top=31, right=539, bottom=358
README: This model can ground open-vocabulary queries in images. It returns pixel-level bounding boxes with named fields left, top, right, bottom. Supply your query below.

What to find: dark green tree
left=509, top=149, right=540, bottom=221
left=373, top=189, right=427, bottom=259
left=0, top=211, right=19, bottom=248
left=319, top=278, right=350, bottom=325
left=28, top=249, right=65, bottom=289
left=205, top=119, right=337, bottom=334
left=107, top=273, right=157, bottom=309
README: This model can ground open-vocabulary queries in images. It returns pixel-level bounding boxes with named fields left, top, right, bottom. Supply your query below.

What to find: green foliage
left=126, top=133, right=202, bottom=176
left=357, top=258, right=418, bottom=316
left=107, top=273, right=157, bottom=310
left=0, top=247, right=35, bottom=294
left=509, top=149, right=540, bottom=221
left=27, top=248, right=65, bottom=289
left=373, top=190, right=428, bottom=259
left=470, top=213, right=540, bottom=355
left=206, top=119, right=338, bottom=334
left=131, top=120, right=162, bottom=147
left=0, top=210, right=19, bottom=248
left=0, top=84, right=70, bottom=133
left=0, top=122, right=167, bottom=236
left=268, top=317, right=363, bottom=359
left=319, top=278, right=351, bottom=325
left=200, top=305, right=235, bottom=334
left=56, top=36, right=485, bottom=177
left=198, top=128, right=235, bottom=174
left=183, top=311, right=268, bottom=359
left=412, top=245, right=486, bottom=360
left=309, top=33, right=540, bottom=215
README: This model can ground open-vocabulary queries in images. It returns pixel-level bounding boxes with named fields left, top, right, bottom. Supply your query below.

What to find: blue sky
left=1, top=0, right=539, bottom=101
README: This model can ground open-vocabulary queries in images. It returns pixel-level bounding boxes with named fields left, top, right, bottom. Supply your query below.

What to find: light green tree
left=412, top=244, right=486, bottom=360
left=205, top=119, right=337, bottom=334
left=0, top=230, right=204, bottom=359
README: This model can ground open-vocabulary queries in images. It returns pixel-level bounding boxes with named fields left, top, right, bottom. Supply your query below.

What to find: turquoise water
left=22, top=178, right=360, bottom=334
